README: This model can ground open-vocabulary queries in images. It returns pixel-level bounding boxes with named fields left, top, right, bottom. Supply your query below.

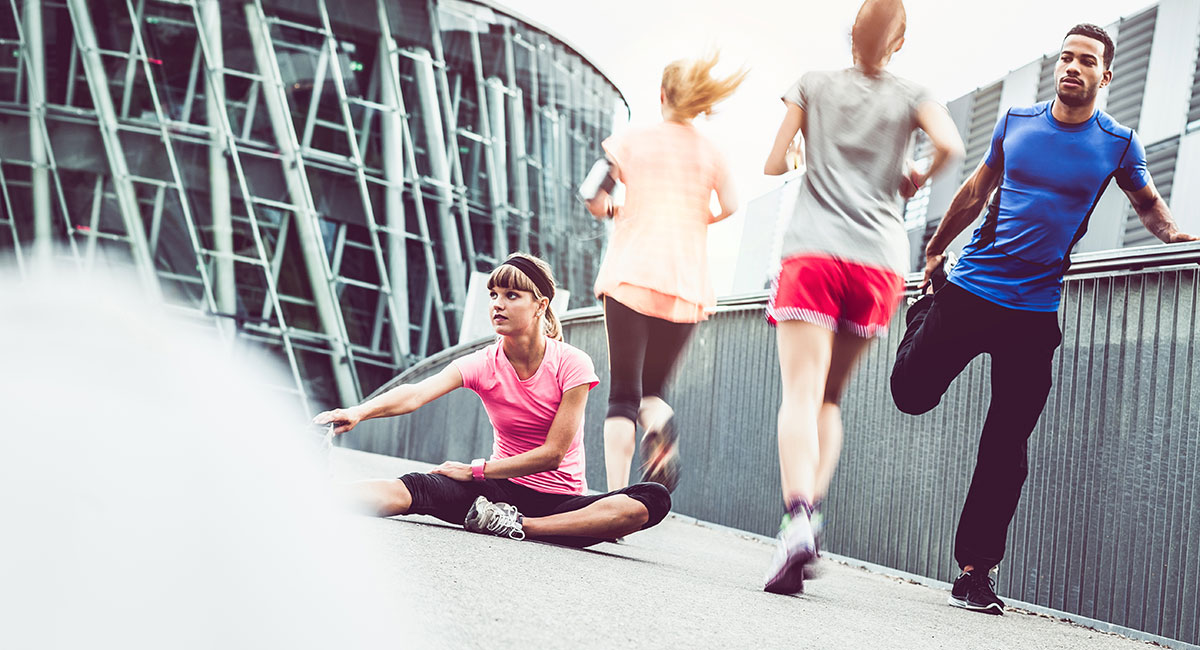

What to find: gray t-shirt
left=781, top=68, right=932, bottom=274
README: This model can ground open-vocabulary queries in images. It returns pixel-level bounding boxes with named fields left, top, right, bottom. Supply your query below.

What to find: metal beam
left=64, top=0, right=159, bottom=297
left=23, top=0, right=50, bottom=261
left=119, top=0, right=224, bottom=338
left=314, top=0, right=408, bottom=368
left=200, top=0, right=237, bottom=324
left=487, top=77, right=509, bottom=258
left=375, top=1, right=411, bottom=357
left=0, top=164, right=26, bottom=273
left=465, top=27, right=504, bottom=260
left=411, top=45, right=466, bottom=329
left=525, top=36, right=547, bottom=260
left=377, top=3, right=450, bottom=355
left=245, top=0, right=360, bottom=407
left=504, top=28, right=531, bottom=252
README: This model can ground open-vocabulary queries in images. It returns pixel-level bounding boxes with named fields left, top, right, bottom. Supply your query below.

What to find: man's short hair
left=1065, top=23, right=1115, bottom=69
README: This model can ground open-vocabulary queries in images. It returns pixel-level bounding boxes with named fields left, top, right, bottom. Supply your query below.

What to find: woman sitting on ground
left=314, top=253, right=671, bottom=545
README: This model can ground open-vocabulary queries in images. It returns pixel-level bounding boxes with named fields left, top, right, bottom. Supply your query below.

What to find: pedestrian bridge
left=346, top=243, right=1200, bottom=649
left=335, top=450, right=1169, bottom=650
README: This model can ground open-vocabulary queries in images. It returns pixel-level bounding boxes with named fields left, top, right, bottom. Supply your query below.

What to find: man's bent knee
left=890, top=373, right=938, bottom=415
left=904, top=294, right=935, bottom=326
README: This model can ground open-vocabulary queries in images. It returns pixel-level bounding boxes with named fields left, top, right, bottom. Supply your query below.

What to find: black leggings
left=399, top=472, right=671, bottom=547
left=890, top=283, right=1061, bottom=570
left=603, top=296, right=697, bottom=422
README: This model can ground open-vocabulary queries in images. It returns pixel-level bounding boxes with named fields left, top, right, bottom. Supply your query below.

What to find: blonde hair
left=660, top=50, right=748, bottom=120
left=851, top=0, right=907, bottom=73
left=486, top=253, right=562, bottom=341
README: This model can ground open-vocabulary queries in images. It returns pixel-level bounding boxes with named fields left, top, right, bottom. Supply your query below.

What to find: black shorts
left=399, top=472, right=672, bottom=547
left=603, top=296, right=697, bottom=421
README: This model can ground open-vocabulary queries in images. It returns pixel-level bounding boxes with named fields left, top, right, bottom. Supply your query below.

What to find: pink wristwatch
left=471, top=458, right=487, bottom=481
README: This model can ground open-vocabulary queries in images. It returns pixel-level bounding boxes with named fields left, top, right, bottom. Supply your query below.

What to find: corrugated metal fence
left=348, top=250, right=1200, bottom=647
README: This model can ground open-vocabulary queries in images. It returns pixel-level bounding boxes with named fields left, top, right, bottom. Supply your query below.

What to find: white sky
left=497, top=0, right=1159, bottom=292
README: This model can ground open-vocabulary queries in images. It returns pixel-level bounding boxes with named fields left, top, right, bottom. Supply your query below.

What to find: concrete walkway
left=334, top=449, right=1160, bottom=650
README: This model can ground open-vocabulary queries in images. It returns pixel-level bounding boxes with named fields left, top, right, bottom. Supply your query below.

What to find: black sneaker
left=948, top=569, right=1005, bottom=615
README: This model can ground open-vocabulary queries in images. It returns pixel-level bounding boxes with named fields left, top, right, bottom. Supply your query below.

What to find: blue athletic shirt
left=948, top=100, right=1150, bottom=311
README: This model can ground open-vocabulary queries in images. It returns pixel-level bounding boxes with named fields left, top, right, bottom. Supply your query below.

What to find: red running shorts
left=766, top=254, right=904, bottom=338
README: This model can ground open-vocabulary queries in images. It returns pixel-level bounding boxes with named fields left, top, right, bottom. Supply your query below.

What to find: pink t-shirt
left=594, top=122, right=731, bottom=322
left=451, top=337, right=599, bottom=495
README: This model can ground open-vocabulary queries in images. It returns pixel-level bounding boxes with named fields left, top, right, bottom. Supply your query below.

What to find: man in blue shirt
left=890, top=23, right=1196, bottom=615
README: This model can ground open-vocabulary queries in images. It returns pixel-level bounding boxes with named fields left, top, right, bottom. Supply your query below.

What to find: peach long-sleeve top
left=594, top=122, right=731, bottom=323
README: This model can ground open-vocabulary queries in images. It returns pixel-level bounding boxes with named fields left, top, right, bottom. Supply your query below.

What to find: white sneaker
left=763, top=510, right=816, bottom=595
left=463, top=496, right=526, bottom=541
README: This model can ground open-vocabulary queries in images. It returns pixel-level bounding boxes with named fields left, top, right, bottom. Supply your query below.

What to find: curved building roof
left=275, top=0, right=629, bottom=117
left=480, top=0, right=629, bottom=114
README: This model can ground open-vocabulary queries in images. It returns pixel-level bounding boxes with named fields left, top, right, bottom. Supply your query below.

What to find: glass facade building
left=0, top=0, right=625, bottom=410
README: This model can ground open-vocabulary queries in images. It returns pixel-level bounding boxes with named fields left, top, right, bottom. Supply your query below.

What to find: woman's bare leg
left=603, top=416, right=636, bottom=491
left=521, top=495, right=649, bottom=539
left=334, top=479, right=413, bottom=517
left=813, top=331, right=873, bottom=500
left=776, top=321, right=835, bottom=505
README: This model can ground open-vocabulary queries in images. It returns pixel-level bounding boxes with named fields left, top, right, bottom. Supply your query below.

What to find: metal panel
left=1169, top=129, right=1200, bottom=236
left=1108, top=6, right=1157, bottom=132
left=1137, top=0, right=1200, bottom=145
left=1123, top=136, right=1179, bottom=248
left=997, top=58, right=1039, bottom=120
left=1188, top=26, right=1200, bottom=128
left=959, top=81, right=1002, bottom=184
left=1036, top=54, right=1057, bottom=103
left=348, top=247, right=1200, bottom=647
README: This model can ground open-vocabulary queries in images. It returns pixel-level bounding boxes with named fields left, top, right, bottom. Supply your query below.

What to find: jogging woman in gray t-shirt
left=760, top=0, right=964, bottom=595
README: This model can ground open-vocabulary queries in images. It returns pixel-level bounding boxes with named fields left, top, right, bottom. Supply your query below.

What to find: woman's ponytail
left=660, top=50, right=748, bottom=120
left=543, top=304, right=563, bottom=341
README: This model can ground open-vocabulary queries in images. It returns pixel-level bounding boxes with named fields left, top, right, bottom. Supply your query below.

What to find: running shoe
left=463, top=496, right=526, bottom=541
left=803, top=502, right=825, bottom=580
left=639, top=417, right=681, bottom=492
left=809, top=500, right=825, bottom=552
left=763, top=508, right=817, bottom=595
left=948, top=567, right=1005, bottom=615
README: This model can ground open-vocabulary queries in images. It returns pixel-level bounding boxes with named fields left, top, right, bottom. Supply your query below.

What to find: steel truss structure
left=0, top=0, right=623, bottom=411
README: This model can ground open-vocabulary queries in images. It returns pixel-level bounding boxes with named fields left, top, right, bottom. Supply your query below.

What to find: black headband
left=502, top=257, right=555, bottom=301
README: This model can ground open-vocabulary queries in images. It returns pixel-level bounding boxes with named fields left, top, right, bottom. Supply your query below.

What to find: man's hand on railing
left=920, top=253, right=945, bottom=291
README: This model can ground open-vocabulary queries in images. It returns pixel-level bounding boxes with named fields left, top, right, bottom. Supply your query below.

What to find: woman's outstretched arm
left=313, top=364, right=463, bottom=435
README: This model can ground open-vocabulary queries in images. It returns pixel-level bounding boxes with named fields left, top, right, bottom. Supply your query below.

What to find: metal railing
left=346, top=242, right=1200, bottom=647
